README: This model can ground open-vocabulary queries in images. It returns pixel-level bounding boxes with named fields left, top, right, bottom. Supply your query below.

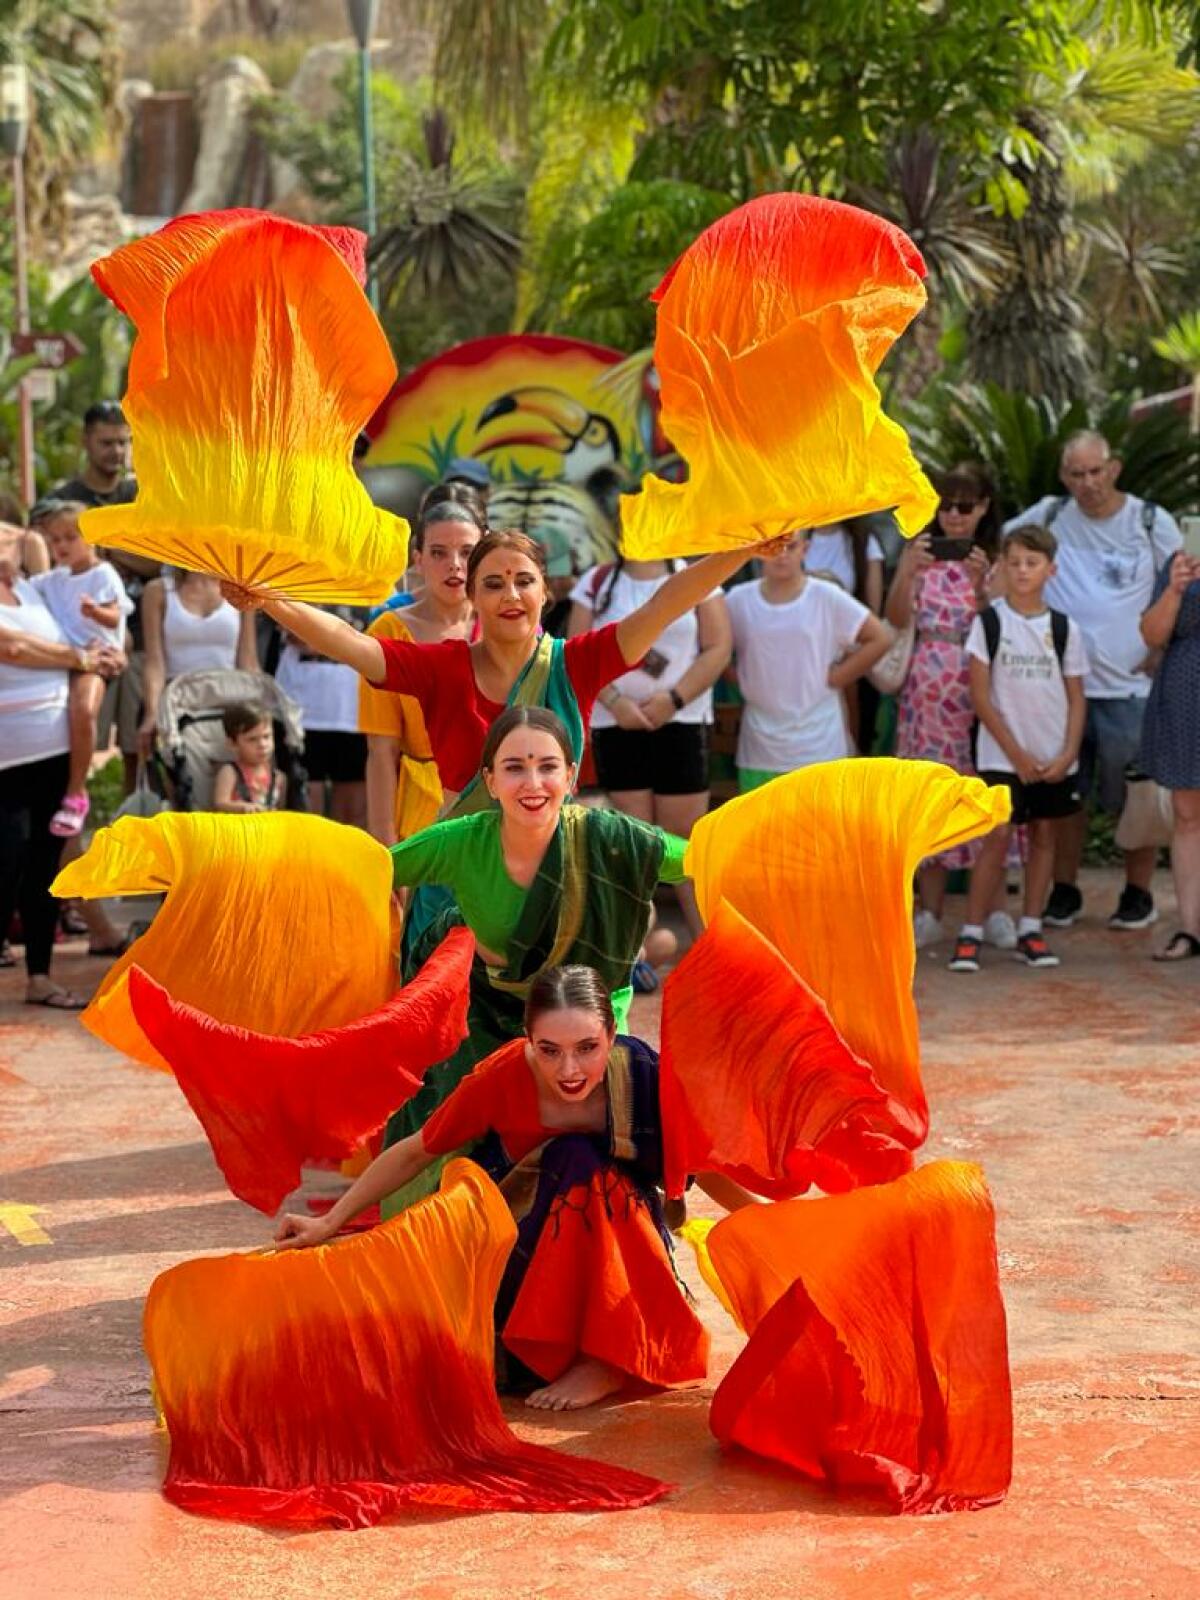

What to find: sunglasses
left=940, top=499, right=980, bottom=515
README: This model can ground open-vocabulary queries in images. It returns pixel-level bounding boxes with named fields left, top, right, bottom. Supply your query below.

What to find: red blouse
left=422, top=1040, right=568, bottom=1163
left=376, top=625, right=627, bottom=793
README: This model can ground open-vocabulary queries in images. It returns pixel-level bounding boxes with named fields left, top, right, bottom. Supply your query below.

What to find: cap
left=444, top=456, right=492, bottom=489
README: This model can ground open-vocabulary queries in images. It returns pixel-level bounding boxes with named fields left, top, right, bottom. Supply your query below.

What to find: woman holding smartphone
left=886, top=462, right=1001, bottom=948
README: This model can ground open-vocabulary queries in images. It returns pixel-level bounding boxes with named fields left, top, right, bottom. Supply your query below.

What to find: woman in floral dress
left=887, top=463, right=1002, bottom=948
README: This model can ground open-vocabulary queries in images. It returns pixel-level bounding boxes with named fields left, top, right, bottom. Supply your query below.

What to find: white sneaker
left=983, top=911, right=1018, bottom=950
left=913, top=909, right=944, bottom=949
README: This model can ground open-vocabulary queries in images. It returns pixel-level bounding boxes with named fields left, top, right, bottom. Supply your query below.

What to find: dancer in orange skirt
left=275, top=964, right=753, bottom=1411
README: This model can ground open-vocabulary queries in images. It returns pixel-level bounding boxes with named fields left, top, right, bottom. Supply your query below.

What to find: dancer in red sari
left=275, top=964, right=752, bottom=1411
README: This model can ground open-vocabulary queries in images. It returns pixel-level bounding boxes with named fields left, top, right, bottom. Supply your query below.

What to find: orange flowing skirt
left=495, top=1137, right=710, bottom=1392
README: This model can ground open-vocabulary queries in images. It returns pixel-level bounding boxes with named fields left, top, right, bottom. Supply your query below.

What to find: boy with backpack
left=949, top=526, right=1089, bottom=971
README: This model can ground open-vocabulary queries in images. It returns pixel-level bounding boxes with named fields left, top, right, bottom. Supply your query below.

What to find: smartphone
left=929, top=537, right=969, bottom=561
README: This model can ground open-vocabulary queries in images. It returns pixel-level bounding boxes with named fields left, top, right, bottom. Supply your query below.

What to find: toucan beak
left=476, top=387, right=589, bottom=453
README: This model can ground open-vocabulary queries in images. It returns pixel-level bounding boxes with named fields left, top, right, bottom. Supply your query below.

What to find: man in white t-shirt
left=725, top=533, right=889, bottom=788
left=1005, top=430, right=1182, bottom=930
left=949, top=526, right=1088, bottom=973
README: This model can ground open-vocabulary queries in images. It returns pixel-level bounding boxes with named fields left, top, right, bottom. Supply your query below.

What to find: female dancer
left=381, top=703, right=688, bottom=1206
left=223, top=530, right=774, bottom=819
left=274, top=963, right=753, bottom=1411
left=360, top=484, right=484, bottom=845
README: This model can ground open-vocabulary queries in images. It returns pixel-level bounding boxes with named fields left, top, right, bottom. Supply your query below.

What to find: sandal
left=0, top=941, right=14, bottom=968
left=87, top=931, right=135, bottom=958
left=1152, top=931, right=1200, bottom=963
left=25, top=988, right=89, bottom=1010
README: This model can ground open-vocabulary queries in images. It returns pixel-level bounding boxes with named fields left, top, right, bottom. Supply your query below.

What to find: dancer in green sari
left=382, top=703, right=688, bottom=1212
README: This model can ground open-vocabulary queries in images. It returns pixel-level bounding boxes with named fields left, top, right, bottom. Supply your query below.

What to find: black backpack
left=977, top=604, right=1070, bottom=670
left=971, top=605, right=1071, bottom=769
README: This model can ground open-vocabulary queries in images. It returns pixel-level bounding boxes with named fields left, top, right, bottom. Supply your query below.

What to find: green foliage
left=543, top=1, right=1075, bottom=202
left=0, top=0, right=122, bottom=239
left=258, top=65, right=426, bottom=223
left=905, top=380, right=1200, bottom=515
left=530, top=179, right=734, bottom=349
left=86, top=755, right=125, bottom=830
left=0, top=263, right=131, bottom=497
left=258, top=70, right=524, bottom=370
left=1152, top=311, right=1200, bottom=374
left=141, top=32, right=320, bottom=92
left=369, top=110, right=522, bottom=303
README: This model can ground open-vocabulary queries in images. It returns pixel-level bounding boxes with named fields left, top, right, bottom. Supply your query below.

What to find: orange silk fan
left=659, top=900, right=921, bottom=1200
left=79, top=209, right=408, bottom=602
left=620, top=194, right=938, bottom=559
left=683, top=759, right=1011, bottom=1137
left=51, top=812, right=399, bottom=1071
left=126, top=926, right=474, bottom=1214
left=145, top=1160, right=670, bottom=1525
left=691, top=1161, right=1012, bottom=1513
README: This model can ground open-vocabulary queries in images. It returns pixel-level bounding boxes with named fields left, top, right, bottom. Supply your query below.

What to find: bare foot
left=525, top=1357, right=626, bottom=1412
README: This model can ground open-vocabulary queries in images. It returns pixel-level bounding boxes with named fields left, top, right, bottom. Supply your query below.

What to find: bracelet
left=669, top=687, right=686, bottom=712
left=600, top=688, right=621, bottom=710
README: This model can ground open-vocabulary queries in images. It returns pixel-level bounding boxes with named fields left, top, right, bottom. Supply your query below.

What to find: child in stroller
left=152, top=668, right=308, bottom=812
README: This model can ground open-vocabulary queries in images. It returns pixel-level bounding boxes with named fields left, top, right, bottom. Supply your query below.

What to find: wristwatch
left=669, top=687, right=686, bottom=712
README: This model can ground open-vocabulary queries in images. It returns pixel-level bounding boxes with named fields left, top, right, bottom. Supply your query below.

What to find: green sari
left=403, top=632, right=587, bottom=951
left=381, top=804, right=668, bottom=1216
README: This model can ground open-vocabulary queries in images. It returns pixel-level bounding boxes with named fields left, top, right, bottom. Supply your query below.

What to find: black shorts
left=303, top=729, right=367, bottom=784
left=979, top=770, right=1082, bottom=826
left=591, top=722, right=709, bottom=797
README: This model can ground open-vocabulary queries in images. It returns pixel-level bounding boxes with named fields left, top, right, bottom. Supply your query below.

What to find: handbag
left=112, top=761, right=169, bottom=823
left=868, top=620, right=915, bottom=695
left=1114, top=771, right=1174, bottom=851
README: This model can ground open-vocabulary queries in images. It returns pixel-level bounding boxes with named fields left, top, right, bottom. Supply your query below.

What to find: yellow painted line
left=0, top=1204, right=52, bottom=1246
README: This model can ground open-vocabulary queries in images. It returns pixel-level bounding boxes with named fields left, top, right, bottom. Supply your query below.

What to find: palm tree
left=0, top=0, right=121, bottom=240
left=967, top=10, right=1200, bottom=405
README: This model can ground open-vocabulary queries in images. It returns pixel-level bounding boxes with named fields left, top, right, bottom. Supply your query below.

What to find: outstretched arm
left=615, top=543, right=783, bottom=664
left=694, top=1172, right=763, bottom=1212
left=221, top=583, right=387, bottom=683
left=273, top=1132, right=434, bottom=1249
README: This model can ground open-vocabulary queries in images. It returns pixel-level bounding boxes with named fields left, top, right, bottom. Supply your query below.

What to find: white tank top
left=163, top=584, right=241, bottom=677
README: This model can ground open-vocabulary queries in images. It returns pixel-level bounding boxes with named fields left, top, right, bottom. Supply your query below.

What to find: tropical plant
left=1152, top=312, right=1200, bottom=433
left=967, top=6, right=1200, bottom=403
left=0, top=268, right=131, bottom=494
left=904, top=380, right=1200, bottom=515
left=530, top=179, right=733, bottom=350
left=258, top=70, right=525, bottom=369
left=854, top=130, right=1011, bottom=309
left=369, top=109, right=522, bottom=303
left=0, top=0, right=122, bottom=240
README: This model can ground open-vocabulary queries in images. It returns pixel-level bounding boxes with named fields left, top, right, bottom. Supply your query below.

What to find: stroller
left=154, top=669, right=309, bottom=812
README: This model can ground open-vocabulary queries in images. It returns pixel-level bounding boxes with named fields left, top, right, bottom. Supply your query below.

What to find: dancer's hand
left=220, top=579, right=266, bottom=613
left=749, top=534, right=794, bottom=559
left=273, top=1213, right=335, bottom=1251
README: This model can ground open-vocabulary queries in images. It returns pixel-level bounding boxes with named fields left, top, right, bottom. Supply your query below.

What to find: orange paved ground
left=1, top=865, right=1198, bottom=1600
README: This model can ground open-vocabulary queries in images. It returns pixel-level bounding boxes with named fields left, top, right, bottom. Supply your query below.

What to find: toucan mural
left=363, top=334, right=667, bottom=572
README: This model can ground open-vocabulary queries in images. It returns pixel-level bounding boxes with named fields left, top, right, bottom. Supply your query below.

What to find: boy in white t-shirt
left=725, top=532, right=889, bottom=789
left=949, top=526, right=1088, bottom=972
left=32, top=503, right=132, bottom=837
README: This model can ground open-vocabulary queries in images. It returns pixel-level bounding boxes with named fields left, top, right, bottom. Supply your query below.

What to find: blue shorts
left=1079, top=697, right=1147, bottom=814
